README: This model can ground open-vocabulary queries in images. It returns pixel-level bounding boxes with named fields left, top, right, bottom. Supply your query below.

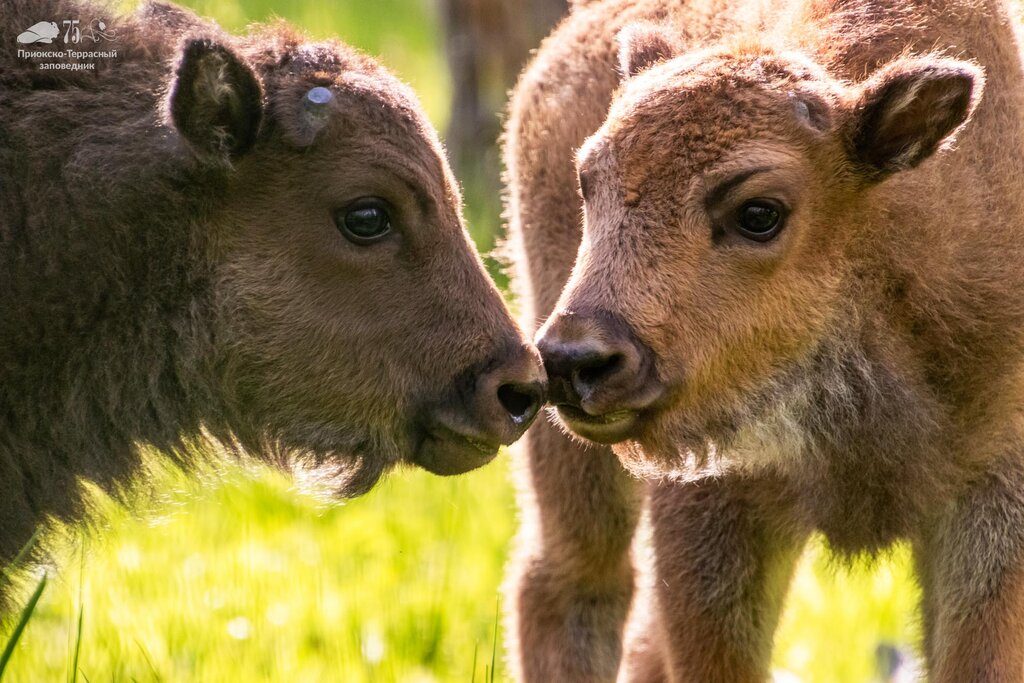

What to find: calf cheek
left=213, top=255, right=418, bottom=445
left=661, top=259, right=839, bottom=431
left=213, top=229, right=529, bottom=466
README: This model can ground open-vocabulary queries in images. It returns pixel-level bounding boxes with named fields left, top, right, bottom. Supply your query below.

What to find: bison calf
left=509, top=0, right=1024, bottom=680
left=0, top=0, right=545, bottom=580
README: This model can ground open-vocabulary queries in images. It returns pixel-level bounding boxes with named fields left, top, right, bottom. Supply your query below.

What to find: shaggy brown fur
left=507, top=0, right=1024, bottom=680
left=0, top=0, right=546, bottom=588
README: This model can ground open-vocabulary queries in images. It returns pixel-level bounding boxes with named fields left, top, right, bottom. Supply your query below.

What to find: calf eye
left=735, top=199, right=785, bottom=242
left=337, top=198, right=392, bottom=245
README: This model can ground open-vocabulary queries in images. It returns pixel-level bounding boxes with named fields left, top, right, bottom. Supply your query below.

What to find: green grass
left=1, top=456, right=919, bottom=682
left=2, top=461, right=515, bottom=682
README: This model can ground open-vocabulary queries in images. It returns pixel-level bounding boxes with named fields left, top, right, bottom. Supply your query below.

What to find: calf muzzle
left=537, top=310, right=664, bottom=444
left=414, top=343, right=546, bottom=475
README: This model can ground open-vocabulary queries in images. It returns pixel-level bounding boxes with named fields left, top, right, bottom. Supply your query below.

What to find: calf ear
left=843, top=57, right=983, bottom=178
left=169, top=38, right=263, bottom=159
left=618, top=23, right=676, bottom=78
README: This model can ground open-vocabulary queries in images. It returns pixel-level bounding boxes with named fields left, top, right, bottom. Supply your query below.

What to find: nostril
left=497, top=382, right=542, bottom=424
left=574, top=353, right=623, bottom=387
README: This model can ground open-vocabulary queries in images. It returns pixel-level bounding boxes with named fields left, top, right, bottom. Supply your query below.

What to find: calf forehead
left=604, top=56, right=827, bottom=186
left=286, top=70, right=418, bottom=129
left=258, top=40, right=449, bottom=186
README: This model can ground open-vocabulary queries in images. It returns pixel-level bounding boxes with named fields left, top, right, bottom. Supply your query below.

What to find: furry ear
left=169, top=38, right=263, bottom=159
left=844, top=57, right=983, bottom=177
left=618, top=23, right=676, bottom=78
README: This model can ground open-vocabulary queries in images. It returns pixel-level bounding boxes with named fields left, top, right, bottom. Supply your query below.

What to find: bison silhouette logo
left=17, top=21, right=59, bottom=44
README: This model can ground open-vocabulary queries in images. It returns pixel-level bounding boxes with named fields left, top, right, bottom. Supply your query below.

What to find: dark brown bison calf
left=508, top=0, right=1024, bottom=680
left=0, top=0, right=545, bottom=579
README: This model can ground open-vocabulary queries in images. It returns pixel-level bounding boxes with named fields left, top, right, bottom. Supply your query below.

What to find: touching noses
left=536, top=311, right=663, bottom=444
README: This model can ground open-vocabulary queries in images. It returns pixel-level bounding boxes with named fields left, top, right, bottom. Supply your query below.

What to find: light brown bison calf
left=0, top=0, right=545, bottom=581
left=508, top=0, right=1024, bottom=680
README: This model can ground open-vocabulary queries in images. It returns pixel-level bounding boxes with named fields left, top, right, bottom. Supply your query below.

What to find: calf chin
left=412, top=432, right=500, bottom=476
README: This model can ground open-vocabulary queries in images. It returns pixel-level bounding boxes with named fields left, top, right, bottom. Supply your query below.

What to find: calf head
left=538, top=25, right=983, bottom=476
left=167, top=31, right=544, bottom=492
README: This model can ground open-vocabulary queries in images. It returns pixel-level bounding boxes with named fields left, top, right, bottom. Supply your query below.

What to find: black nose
left=477, top=347, right=546, bottom=441
left=497, top=381, right=544, bottom=425
left=537, top=311, right=662, bottom=416
left=542, top=342, right=626, bottom=399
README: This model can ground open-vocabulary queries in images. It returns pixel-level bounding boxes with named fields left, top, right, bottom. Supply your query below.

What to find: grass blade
left=0, top=571, right=48, bottom=679
left=134, top=638, right=161, bottom=681
left=67, top=604, right=84, bottom=683
left=488, top=597, right=499, bottom=683
left=68, top=544, right=85, bottom=683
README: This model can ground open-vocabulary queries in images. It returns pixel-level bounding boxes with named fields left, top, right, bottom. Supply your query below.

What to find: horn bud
left=302, top=86, right=333, bottom=136
left=304, top=86, right=333, bottom=107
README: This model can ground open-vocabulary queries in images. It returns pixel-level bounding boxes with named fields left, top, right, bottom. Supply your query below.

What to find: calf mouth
left=553, top=404, right=645, bottom=445
left=411, top=423, right=501, bottom=476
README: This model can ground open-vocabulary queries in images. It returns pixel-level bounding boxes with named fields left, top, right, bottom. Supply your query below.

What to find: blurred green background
left=1, top=1, right=921, bottom=681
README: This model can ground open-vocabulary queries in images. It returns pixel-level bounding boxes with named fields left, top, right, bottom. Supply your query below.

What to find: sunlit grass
left=2, top=454, right=918, bottom=682
left=776, top=543, right=920, bottom=682
left=3, top=459, right=515, bottom=682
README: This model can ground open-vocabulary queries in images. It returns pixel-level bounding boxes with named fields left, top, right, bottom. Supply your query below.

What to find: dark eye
left=336, top=199, right=392, bottom=245
left=735, top=199, right=786, bottom=242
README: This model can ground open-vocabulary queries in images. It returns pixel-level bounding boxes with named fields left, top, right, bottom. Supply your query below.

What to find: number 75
left=62, top=19, right=80, bottom=44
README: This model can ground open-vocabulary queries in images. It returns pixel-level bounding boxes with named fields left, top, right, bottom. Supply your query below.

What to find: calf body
left=0, top=0, right=545, bottom=584
left=507, top=0, right=1024, bottom=679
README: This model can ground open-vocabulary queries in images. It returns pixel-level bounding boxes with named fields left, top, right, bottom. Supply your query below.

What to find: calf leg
left=913, top=454, right=1024, bottom=682
left=619, top=513, right=669, bottom=683
left=621, top=473, right=808, bottom=683
left=619, top=629, right=669, bottom=683
left=506, top=421, right=642, bottom=681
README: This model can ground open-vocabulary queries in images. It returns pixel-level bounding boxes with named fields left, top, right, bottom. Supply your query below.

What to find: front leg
left=618, top=504, right=670, bottom=683
left=914, top=454, right=1024, bottom=682
left=506, top=419, right=643, bottom=682
left=622, top=473, right=809, bottom=683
